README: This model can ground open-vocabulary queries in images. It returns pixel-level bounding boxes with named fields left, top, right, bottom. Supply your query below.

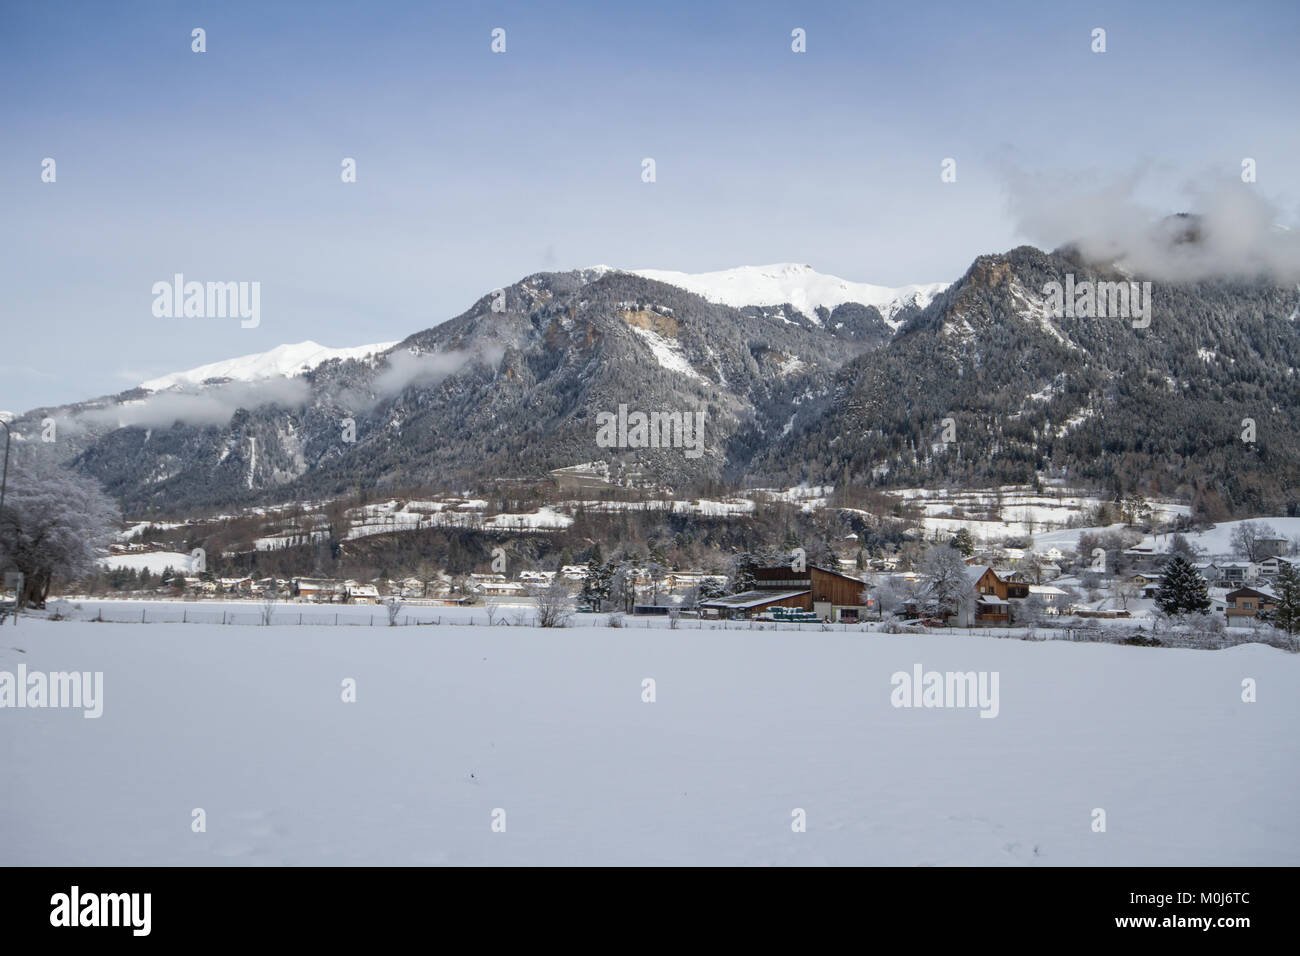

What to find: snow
left=3, top=615, right=1295, bottom=865
left=628, top=326, right=708, bottom=382
left=1128, top=517, right=1300, bottom=559
left=97, top=551, right=195, bottom=574
left=629, top=263, right=949, bottom=329
left=139, top=340, right=396, bottom=392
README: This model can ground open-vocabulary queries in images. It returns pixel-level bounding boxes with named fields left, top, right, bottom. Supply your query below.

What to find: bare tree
left=261, top=585, right=279, bottom=625
left=386, top=596, right=404, bottom=626
left=1230, top=521, right=1278, bottom=562
left=533, top=579, right=575, bottom=628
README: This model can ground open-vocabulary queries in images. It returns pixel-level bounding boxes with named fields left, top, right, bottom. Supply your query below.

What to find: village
left=88, top=518, right=1300, bottom=633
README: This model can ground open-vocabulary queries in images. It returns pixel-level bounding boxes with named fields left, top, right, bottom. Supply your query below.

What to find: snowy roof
left=1028, top=585, right=1067, bottom=596
left=699, top=589, right=809, bottom=609
left=977, top=595, right=1010, bottom=606
left=964, top=566, right=993, bottom=584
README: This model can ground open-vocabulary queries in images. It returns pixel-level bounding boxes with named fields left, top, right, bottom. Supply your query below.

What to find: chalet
left=964, top=566, right=1010, bottom=626
left=699, top=565, right=869, bottom=622
left=996, top=569, right=1031, bottom=599
left=1225, top=586, right=1277, bottom=621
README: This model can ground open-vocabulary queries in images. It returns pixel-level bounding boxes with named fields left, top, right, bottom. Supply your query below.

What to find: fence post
left=335, top=613, right=339, bottom=626
left=222, top=611, right=226, bottom=625
left=183, top=610, right=186, bottom=623
left=142, top=609, right=146, bottom=623
left=299, top=613, right=302, bottom=625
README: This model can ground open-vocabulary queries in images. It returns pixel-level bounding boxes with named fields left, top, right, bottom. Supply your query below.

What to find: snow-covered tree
left=1271, top=562, right=1300, bottom=635
left=1154, top=555, right=1210, bottom=615
left=921, top=545, right=975, bottom=620
left=950, top=528, right=975, bottom=557
left=697, top=577, right=728, bottom=602
left=0, top=449, right=119, bottom=608
left=579, top=549, right=613, bottom=611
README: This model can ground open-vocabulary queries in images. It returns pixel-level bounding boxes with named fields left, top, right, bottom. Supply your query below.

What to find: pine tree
left=951, top=528, right=975, bottom=557
left=1271, top=562, right=1300, bottom=634
left=1154, top=555, right=1210, bottom=615
left=579, top=548, right=613, bottom=611
left=731, top=553, right=757, bottom=594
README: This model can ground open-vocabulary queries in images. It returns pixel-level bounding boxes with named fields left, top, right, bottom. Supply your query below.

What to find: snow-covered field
left=2, top=615, right=1294, bottom=866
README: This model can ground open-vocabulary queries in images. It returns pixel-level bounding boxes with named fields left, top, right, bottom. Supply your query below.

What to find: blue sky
left=2, top=0, right=1298, bottom=411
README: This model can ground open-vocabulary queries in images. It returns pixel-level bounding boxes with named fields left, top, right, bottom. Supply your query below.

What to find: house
left=1036, top=561, right=1062, bottom=582
left=1256, top=536, right=1291, bottom=559
left=346, top=583, right=380, bottom=604
left=1027, top=584, right=1068, bottom=613
left=1218, top=562, right=1257, bottom=586
left=964, top=566, right=1010, bottom=626
left=996, top=569, right=1031, bottom=599
left=294, top=578, right=345, bottom=603
left=1224, top=586, right=1277, bottom=621
left=479, top=579, right=526, bottom=597
left=1193, top=562, right=1220, bottom=584
left=1208, top=587, right=1231, bottom=615
left=1258, top=555, right=1300, bottom=578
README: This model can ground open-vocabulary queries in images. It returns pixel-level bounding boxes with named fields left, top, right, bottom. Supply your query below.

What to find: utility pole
left=0, top=420, right=12, bottom=622
left=0, top=419, right=10, bottom=516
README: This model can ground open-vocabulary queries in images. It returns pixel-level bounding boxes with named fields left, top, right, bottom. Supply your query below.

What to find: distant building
left=1225, top=586, right=1277, bottom=621
left=346, top=583, right=380, bottom=604
left=699, top=565, right=869, bottom=622
left=1256, top=536, right=1290, bottom=560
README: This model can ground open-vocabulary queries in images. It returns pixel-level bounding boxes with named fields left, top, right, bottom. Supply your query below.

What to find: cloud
left=350, top=346, right=506, bottom=409
left=76, top=377, right=311, bottom=430
left=1000, top=167, right=1300, bottom=283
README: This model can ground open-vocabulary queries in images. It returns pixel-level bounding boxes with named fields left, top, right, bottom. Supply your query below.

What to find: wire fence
left=37, top=602, right=1300, bottom=650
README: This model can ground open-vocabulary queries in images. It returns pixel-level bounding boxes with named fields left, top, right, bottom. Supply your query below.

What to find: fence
left=38, top=602, right=1300, bottom=650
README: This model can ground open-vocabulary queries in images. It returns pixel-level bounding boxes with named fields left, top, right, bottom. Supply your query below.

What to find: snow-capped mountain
left=627, top=263, right=949, bottom=329
left=9, top=249, right=1299, bottom=518
left=139, top=340, right=396, bottom=392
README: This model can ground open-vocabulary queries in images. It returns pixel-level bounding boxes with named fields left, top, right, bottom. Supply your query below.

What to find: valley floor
left=1, top=616, right=1294, bottom=866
